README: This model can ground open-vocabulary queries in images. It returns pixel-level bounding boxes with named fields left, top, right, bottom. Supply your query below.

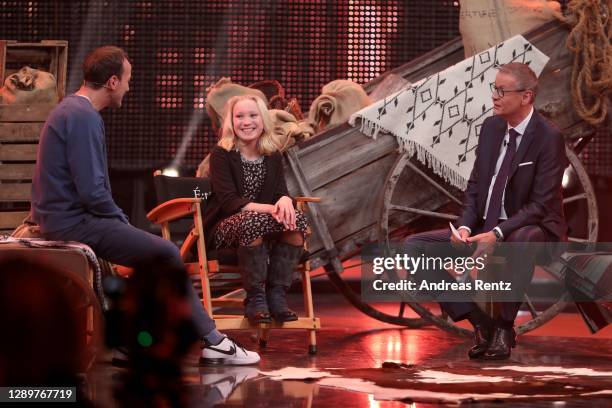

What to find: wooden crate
left=0, top=40, right=67, bottom=234
left=0, top=40, right=68, bottom=99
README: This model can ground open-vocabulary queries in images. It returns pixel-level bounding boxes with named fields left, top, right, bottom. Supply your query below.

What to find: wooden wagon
left=283, top=20, right=600, bottom=337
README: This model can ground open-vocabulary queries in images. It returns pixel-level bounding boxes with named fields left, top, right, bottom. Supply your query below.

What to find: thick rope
left=560, top=0, right=612, bottom=126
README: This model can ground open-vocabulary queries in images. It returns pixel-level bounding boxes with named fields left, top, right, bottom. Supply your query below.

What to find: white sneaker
left=200, top=337, right=261, bottom=366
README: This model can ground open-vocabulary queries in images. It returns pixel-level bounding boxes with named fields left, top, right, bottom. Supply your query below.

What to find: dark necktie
left=483, top=128, right=519, bottom=231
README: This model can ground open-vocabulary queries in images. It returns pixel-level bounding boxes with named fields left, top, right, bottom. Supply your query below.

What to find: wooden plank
left=293, top=131, right=398, bottom=190
left=287, top=155, right=395, bottom=253
left=369, top=73, right=410, bottom=102
left=0, top=210, right=29, bottom=229
left=0, top=41, right=6, bottom=90
left=40, top=40, right=70, bottom=46
left=289, top=153, right=449, bottom=255
left=0, top=144, right=37, bottom=161
left=0, top=163, right=35, bottom=180
left=286, top=147, right=345, bottom=273
left=0, top=184, right=31, bottom=201
left=214, top=316, right=320, bottom=330
left=56, top=42, right=68, bottom=100
left=0, top=104, right=53, bottom=122
left=0, top=123, right=43, bottom=142
left=211, top=299, right=243, bottom=308
left=5, top=48, right=57, bottom=66
left=297, top=123, right=355, bottom=153
left=9, top=41, right=68, bottom=47
left=0, top=163, right=36, bottom=181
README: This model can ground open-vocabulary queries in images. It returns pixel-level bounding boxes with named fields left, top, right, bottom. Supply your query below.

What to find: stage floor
left=91, top=292, right=612, bottom=407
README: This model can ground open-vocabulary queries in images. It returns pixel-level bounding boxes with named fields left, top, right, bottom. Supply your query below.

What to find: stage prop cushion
left=0, top=236, right=108, bottom=310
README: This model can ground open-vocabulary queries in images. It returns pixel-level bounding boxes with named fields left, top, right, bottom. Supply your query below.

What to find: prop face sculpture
left=0, top=66, right=58, bottom=105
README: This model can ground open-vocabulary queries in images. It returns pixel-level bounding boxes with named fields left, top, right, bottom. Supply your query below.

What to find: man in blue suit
left=405, top=62, right=567, bottom=360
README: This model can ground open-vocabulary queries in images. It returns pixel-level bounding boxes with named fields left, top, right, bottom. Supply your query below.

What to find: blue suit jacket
left=456, top=110, right=567, bottom=241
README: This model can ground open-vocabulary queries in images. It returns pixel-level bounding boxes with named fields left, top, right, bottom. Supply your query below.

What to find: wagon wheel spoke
left=399, top=302, right=406, bottom=318
left=524, top=294, right=539, bottom=319
left=389, top=204, right=458, bottom=221
left=516, top=292, right=570, bottom=335
left=325, top=266, right=430, bottom=328
left=563, top=146, right=598, bottom=242
left=439, top=308, right=453, bottom=323
left=403, top=161, right=462, bottom=205
left=563, top=193, right=588, bottom=205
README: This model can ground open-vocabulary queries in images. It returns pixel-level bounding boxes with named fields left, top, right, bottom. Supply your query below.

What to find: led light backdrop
left=3, top=0, right=605, bottom=177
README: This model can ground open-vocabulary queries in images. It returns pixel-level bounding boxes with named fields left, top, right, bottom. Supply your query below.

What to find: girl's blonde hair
left=218, top=94, right=279, bottom=155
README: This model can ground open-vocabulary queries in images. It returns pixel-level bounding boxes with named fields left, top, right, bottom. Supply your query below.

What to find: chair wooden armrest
left=147, top=197, right=201, bottom=224
left=295, top=196, right=321, bottom=203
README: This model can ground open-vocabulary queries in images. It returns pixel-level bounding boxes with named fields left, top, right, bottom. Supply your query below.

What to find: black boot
left=238, top=244, right=272, bottom=324
left=267, top=242, right=302, bottom=323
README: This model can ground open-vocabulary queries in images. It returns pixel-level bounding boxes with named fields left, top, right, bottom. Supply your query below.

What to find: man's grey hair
left=498, top=62, right=538, bottom=102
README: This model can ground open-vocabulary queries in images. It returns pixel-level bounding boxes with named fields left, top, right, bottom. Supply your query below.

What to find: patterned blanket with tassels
left=349, top=35, right=549, bottom=190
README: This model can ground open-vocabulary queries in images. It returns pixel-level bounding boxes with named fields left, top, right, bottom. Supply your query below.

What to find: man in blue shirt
left=31, top=45, right=259, bottom=366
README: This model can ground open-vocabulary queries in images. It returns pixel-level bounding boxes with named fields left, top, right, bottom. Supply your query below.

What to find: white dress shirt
left=460, top=107, right=534, bottom=239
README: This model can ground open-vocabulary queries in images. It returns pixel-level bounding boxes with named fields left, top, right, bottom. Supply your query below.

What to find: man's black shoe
left=483, top=326, right=516, bottom=360
left=467, top=323, right=491, bottom=359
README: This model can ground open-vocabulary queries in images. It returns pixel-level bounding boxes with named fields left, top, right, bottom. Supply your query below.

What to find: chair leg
left=258, top=328, right=269, bottom=348
left=308, top=331, right=317, bottom=355
left=302, top=261, right=317, bottom=354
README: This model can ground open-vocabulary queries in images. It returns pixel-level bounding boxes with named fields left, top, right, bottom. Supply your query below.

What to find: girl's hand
left=242, top=203, right=276, bottom=216
left=273, top=196, right=296, bottom=230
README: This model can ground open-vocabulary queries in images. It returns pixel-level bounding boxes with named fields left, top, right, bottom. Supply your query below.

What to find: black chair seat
left=207, top=248, right=239, bottom=265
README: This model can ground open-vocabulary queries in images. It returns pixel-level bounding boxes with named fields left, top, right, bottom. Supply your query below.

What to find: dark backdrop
left=1, top=0, right=463, bottom=173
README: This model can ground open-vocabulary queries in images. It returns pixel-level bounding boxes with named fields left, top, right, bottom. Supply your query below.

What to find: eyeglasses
left=490, top=83, right=527, bottom=98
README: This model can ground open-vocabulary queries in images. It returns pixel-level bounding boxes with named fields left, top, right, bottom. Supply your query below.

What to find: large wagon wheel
left=377, top=144, right=597, bottom=337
